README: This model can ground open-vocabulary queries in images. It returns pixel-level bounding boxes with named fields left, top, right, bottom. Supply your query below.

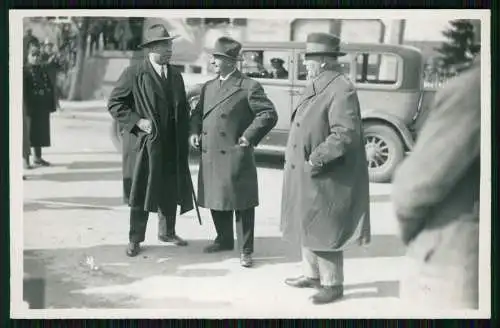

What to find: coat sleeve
left=309, top=85, right=360, bottom=166
left=242, top=81, right=278, bottom=146
left=189, top=84, right=206, bottom=136
left=107, top=66, right=141, bottom=133
left=391, top=66, right=481, bottom=244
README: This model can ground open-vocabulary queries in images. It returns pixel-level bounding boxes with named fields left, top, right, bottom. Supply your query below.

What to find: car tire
left=110, top=120, right=122, bottom=153
left=363, top=122, right=405, bottom=183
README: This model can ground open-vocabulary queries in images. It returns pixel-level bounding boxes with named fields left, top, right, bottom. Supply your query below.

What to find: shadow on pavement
left=24, top=197, right=125, bottom=212
left=66, top=161, right=122, bottom=170
left=343, top=280, right=399, bottom=300
left=29, top=170, right=123, bottom=182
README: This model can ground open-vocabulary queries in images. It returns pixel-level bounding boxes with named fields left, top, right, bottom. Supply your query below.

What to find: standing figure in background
left=23, top=44, right=57, bottom=168
left=392, top=22, right=481, bottom=310
left=23, top=28, right=39, bottom=62
left=115, top=20, right=133, bottom=51
left=102, top=19, right=115, bottom=50
left=41, top=40, right=63, bottom=109
left=280, top=33, right=370, bottom=305
left=89, top=19, right=103, bottom=56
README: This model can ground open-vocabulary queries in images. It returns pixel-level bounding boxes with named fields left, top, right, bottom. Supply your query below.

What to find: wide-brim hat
left=210, top=36, right=243, bottom=61
left=139, top=24, right=180, bottom=49
left=305, top=33, right=346, bottom=57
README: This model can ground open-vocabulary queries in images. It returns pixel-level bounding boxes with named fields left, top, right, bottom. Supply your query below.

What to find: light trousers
left=302, top=247, right=344, bottom=287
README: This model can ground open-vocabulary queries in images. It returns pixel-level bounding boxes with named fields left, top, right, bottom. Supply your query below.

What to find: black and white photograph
left=9, top=9, right=490, bottom=318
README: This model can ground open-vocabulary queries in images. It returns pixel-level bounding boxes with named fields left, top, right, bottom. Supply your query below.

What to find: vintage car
left=111, top=41, right=434, bottom=183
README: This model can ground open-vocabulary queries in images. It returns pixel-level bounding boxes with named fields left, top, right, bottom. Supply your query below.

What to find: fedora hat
left=210, top=36, right=243, bottom=61
left=139, top=24, right=179, bottom=48
left=305, top=33, right=346, bottom=57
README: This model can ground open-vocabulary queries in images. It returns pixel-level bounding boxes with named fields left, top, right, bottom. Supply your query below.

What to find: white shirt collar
left=219, top=69, right=236, bottom=81
left=149, top=56, right=167, bottom=78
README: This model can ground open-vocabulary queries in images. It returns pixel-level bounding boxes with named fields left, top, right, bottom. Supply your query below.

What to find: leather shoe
left=203, top=242, right=234, bottom=253
left=159, top=235, right=188, bottom=246
left=311, top=285, right=344, bottom=304
left=240, top=253, right=253, bottom=267
left=34, top=158, right=51, bottom=167
left=285, top=276, right=320, bottom=288
left=126, top=242, right=140, bottom=257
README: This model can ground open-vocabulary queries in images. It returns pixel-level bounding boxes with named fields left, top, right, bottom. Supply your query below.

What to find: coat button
left=203, top=131, right=207, bottom=135
left=291, top=164, right=295, bottom=169
left=202, top=149, right=207, bottom=153
left=293, top=144, right=297, bottom=149
left=220, top=114, right=227, bottom=118
left=220, top=132, right=226, bottom=137
left=296, top=123, right=300, bottom=127
left=220, top=150, right=226, bottom=154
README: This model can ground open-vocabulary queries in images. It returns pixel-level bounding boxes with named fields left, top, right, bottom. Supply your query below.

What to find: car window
left=239, top=50, right=291, bottom=80
left=297, top=52, right=352, bottom=81
left=355, top=53, right=400, bottom=85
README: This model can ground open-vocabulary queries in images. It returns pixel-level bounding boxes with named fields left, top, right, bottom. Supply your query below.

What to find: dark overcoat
left=190, top=70, right=278, bottom=211
left=23, top=64, right=56, bottom=148
left=280, top=70, right=371, bottom=251
left=392, top=58, right=481, bottom=308
left=107, top=60, right=195, bottom=214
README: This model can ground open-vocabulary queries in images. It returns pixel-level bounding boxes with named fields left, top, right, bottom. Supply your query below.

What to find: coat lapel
left=203, top=70, right=243, bottom=118
left=291, top=70, right=341, bottom=120
left=143, top=59, right=167, bottom=102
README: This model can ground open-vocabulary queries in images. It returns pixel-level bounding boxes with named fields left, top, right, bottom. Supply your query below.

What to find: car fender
left=361, top=109, right=415, bottom=151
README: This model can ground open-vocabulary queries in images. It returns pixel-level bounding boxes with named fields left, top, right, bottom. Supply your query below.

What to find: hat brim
left=211, top=51, right=243, bottom=61
left=304, top=51, right=347, bottom=57
left=138, top=35, right=180, bottom=48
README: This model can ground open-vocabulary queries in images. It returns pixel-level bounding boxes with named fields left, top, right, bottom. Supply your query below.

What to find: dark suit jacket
left=107, top=59, right=194, bottom=214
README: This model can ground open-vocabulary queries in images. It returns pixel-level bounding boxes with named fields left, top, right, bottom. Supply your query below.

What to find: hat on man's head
left=305, top=33, right=346, bottom=57
left=139, top=24, right=180, bottom=48
left=270, top=57, right=285, bottom=65
left=211, top=37, right=243, bottom=61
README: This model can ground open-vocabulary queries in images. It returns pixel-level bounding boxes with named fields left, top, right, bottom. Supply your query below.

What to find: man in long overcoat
left=392, top=22, right=481, bottom=309
left=189, top=37, right=278, bottom=267
left=108, top=24, right=196, bottom=257
left=280, top=33, right=370, bottom=304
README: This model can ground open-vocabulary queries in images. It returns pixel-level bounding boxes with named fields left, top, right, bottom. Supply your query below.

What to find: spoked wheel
left=363, top=123, right=405, bottom=183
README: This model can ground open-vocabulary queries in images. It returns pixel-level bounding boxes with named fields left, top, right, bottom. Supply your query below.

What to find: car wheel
left=110, top=120, right=122, bottom=153
left=363, top=122, right=405, bottom=183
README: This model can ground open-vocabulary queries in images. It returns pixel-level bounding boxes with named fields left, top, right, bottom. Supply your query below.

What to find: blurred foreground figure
left=392, top=21, right=481, bottom=309
left=280, top=33, right=370, bottom=304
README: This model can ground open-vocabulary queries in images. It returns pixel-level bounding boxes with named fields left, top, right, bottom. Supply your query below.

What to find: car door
left=239, top=47, right=294, bottom=150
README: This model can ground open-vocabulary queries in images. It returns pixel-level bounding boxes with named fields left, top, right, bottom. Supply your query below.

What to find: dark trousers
left=129, top=202, right=177, bottom=243
left=211, top=208, right=255, bottom=255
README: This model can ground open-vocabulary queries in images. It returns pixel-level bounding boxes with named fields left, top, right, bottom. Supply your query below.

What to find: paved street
left=21, top=102, right=407, bottom=316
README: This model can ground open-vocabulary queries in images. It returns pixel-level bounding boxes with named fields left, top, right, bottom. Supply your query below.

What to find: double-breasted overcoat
left=280, top=70, right=371, bottom=251
left=190, top=70, right=278, bottom=211
left=107, top=60, right=195, bottom=214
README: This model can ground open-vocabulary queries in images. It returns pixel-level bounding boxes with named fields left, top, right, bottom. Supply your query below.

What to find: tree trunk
left=67, top=18, right=90, bottom=101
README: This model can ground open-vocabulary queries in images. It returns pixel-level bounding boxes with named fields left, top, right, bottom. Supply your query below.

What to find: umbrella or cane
left=189, top=174, right=202, bottom=225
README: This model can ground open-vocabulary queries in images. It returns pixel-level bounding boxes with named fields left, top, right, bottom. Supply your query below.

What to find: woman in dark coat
left=23, top=43, right=57, bottom=168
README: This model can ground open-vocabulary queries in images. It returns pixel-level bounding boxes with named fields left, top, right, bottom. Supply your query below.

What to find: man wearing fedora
left=108, top=24, right=196, bottom=257
left=269, top=57, right=288, bottom=79
left=280, top=33, right=370, bottom=304
left=189, top=36, right=278, bottom=268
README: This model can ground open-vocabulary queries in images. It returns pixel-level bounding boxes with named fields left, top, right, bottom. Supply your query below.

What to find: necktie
left=160, top=65, right=166, bottom=80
